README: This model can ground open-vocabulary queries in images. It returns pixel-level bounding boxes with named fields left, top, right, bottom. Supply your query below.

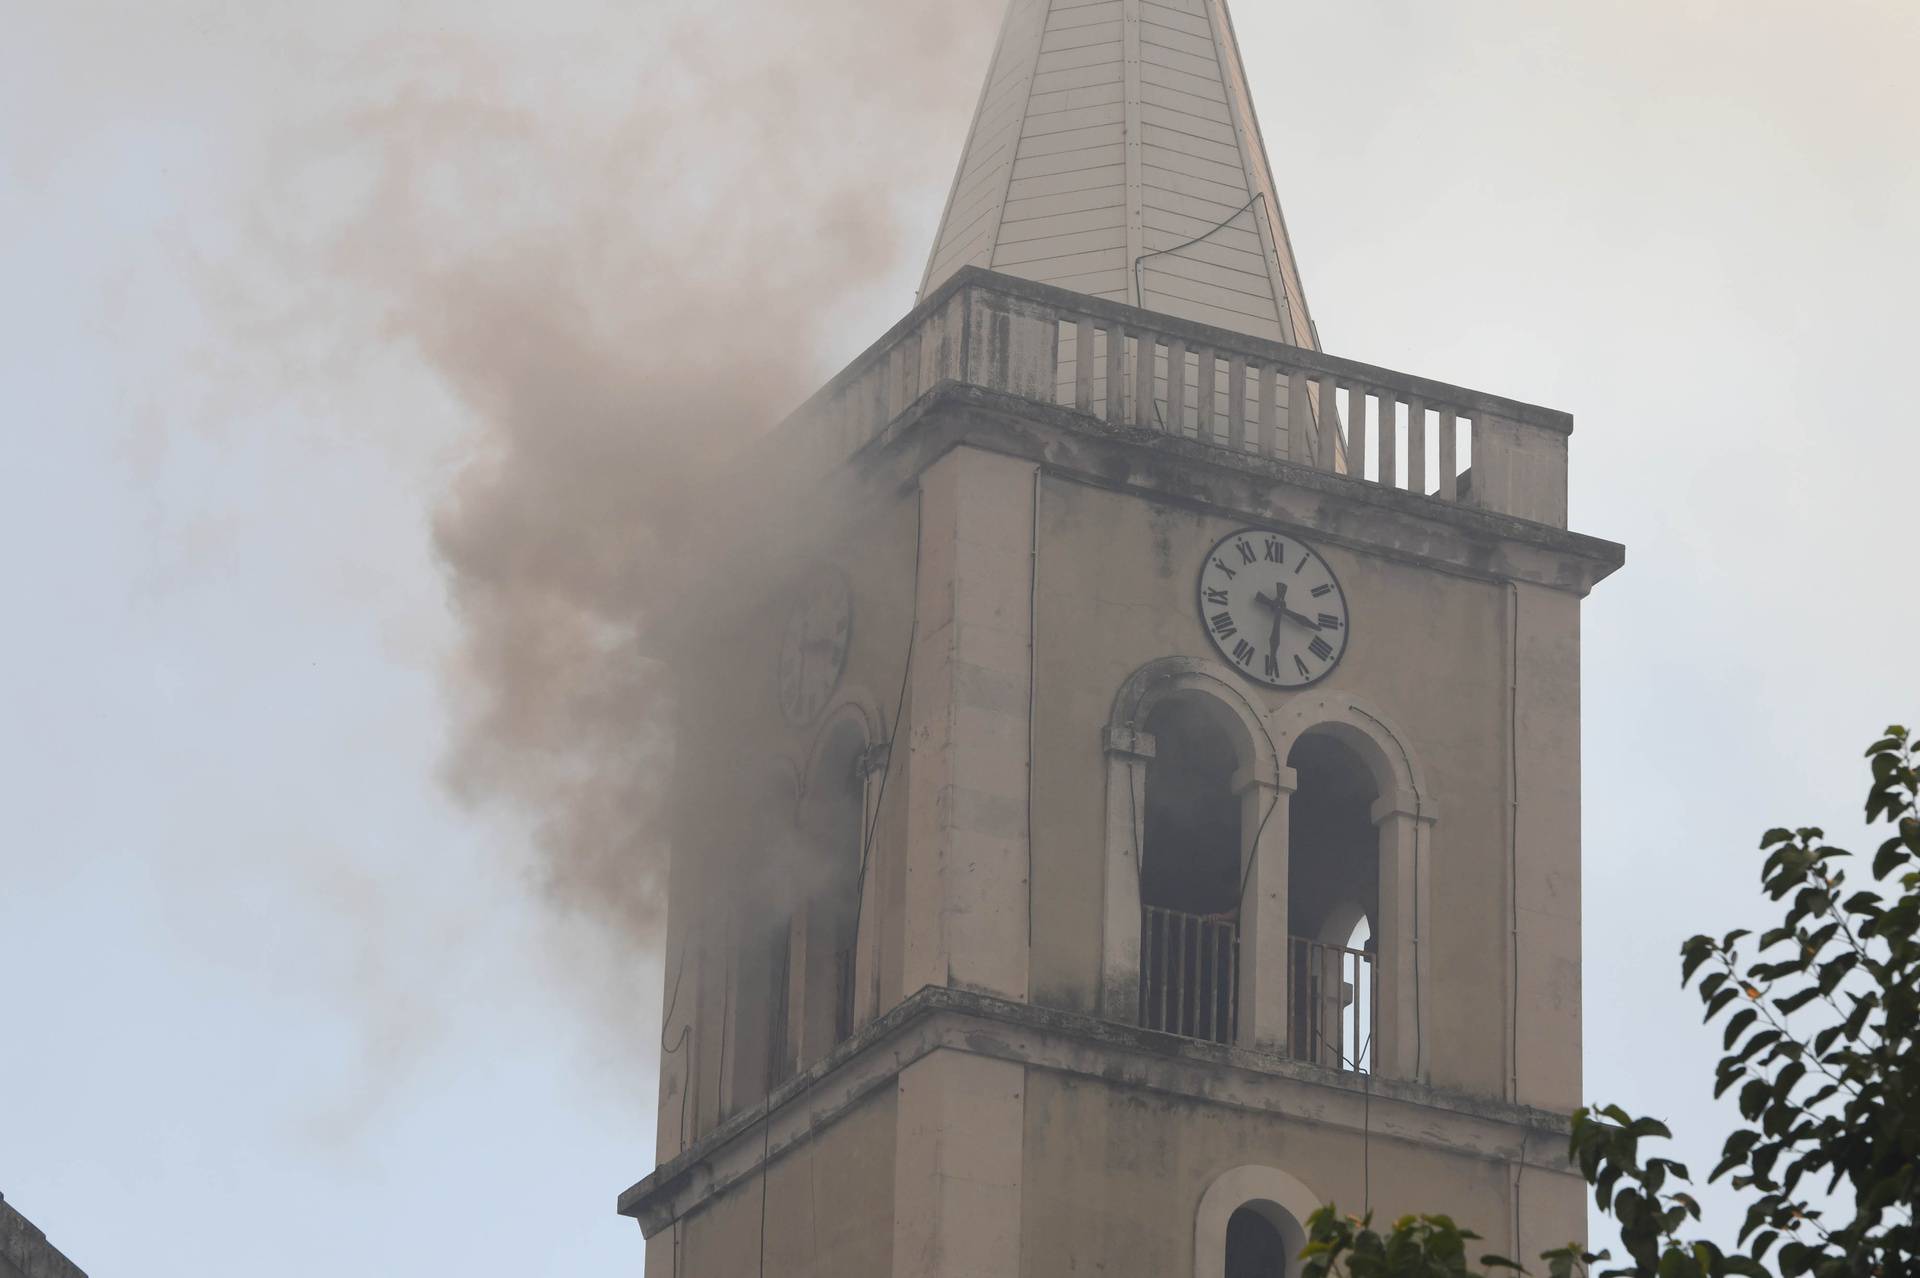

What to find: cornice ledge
left=618, top=984, right=1577, bottom=1234
left=861, top=383, right=1625, bottom=596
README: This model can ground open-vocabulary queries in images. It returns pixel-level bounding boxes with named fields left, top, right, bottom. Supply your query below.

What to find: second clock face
left=1197, top=528, right=1350, bottom=689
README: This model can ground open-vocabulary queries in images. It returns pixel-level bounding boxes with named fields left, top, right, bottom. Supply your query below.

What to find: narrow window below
left=1225, top=1205, right=1289, bottom=1278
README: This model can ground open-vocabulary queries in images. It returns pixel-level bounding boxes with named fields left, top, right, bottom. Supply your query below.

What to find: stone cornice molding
left=859, top=384, right=1623, bottom=597
left=618, top=986, right=1581, bottom=1238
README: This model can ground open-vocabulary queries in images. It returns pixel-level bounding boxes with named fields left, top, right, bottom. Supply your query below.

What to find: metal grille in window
left=1289, top=936, right=1375, bottom=1072
left=1139, top=904, right=1239, bottom=1045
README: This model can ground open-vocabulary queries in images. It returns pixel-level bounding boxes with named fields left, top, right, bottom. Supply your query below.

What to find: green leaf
left=1815, top=951, right=1859, bottom=996
left=1721, top=1008, right=1757, bottom=1050
left=1703, top=987, right=1739, bottom=1020
left=1773, top=987, right=1819, bottom=1014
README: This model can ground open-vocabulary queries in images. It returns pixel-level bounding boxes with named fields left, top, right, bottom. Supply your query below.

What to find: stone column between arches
left=902, top=446, right=1036, bottom=1004
left=1099, top=724, right=1154, bottom=1023
left=1236, top=762, right=1296, bottom=1053
left=1371, top=786, right=1436, bottom=1082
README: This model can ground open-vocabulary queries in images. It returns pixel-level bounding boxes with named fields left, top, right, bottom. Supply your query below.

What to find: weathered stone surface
left=0, top=1195, right=87, bottom=1278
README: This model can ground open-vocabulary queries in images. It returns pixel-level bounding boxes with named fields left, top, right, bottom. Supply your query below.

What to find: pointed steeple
left=921, top=0, right=1320, bottom=349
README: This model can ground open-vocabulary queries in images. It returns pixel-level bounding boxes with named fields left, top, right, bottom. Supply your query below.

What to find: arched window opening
left=725, top=761, right=800, bottom=1110
left=1139, top=693, right=1243, bottom=1043
left=1287, top=732, right=1379, bottom=1072
left=795, top=719, right=865, bottom=1065
left=1225, top=1205, right=1290, bottom=1278
left=762, top=911, right=794, bottom=1088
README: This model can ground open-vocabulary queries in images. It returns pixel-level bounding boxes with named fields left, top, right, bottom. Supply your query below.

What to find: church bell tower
left=619, top=0, right=1625, bottom=1273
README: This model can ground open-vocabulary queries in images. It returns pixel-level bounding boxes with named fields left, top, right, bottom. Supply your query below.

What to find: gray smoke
left=326, top=3, right=988, bottom=956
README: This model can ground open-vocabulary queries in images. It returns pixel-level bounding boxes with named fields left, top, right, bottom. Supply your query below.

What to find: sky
left=2, top=1, right=1916, bottom=1274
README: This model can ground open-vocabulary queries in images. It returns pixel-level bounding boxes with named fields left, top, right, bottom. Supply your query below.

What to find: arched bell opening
left=1286, top=731, right=1380, bottom=1072
left=1138, top=691, right=1247, bottom=1044
left=792, top=716, right=867, bottom=1071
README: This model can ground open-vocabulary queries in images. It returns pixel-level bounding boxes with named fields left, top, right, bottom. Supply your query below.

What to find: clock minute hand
left=1281, top=606, right=1322, bottom=630
left=1251, top=582, right=1286, bottom=666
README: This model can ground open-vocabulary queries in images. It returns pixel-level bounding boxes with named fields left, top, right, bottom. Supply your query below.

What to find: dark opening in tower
left=1139, top=692, right=1243, bottom=1044
left=1286, top=731, right=1380, bottom=1071
left=1225, top=1205, right=1290, bottom=1278
left=796, top=719, right=864, bottom=1068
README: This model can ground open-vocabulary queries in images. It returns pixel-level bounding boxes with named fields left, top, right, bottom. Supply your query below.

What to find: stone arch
left=1267, top=691, right=1435, bottom=1081
left=1194, top=1164, right=1322, bottom=1277
left=1266, top=691, right=1428, bottom=816
left=1314, top=897, right=1372, bottom=949
left=800, top=690, right=890, bottom=1030
left=797, top=692, right=883, bottom=806
left=791, top=699, right=876, bottom=1065
left=1102, top=657, right=1285, bottom=1042
left=720, top=751, right=804, bottom=1115
left=1109, top=655, right=1279, bottom=786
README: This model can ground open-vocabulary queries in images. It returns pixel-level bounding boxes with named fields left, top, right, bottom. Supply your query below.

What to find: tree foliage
left=1304, top=727, right=1920, bottom=1278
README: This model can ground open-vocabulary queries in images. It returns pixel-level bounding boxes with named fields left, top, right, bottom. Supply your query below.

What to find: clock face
left=777, top=571, right=853, bottom=726
left=1197, top=528, right=1350, bottom=689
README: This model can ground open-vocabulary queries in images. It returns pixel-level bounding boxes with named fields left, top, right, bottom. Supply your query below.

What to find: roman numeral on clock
left=1204, top=588, right=1230, bottom=606
left=1231, top=639, right=1256, bottom=667
left=1264, top=537, right=1284, bottom=562
left=1311, top=584, right=1333, bottom=598
left=1210, top=611, right=1237, bottom=639
left=1309, top=636, right=1334, bottom=661
left=1236, top=539, right=1258, bottom=565
left=1318, top=613, right=1342, bottom=630
left=1294, top=655, right=1310, bottom=678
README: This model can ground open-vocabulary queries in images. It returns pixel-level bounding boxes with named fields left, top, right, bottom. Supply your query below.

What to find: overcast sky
left=3, top=1, right=1916, bottom=1274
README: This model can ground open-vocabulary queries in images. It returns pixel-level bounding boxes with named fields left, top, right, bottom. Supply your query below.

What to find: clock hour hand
left=1255, top=584, right=1321, bottom=632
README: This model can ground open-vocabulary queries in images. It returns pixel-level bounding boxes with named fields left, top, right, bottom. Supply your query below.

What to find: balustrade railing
left=1289, top=936, right=1375, bottom=1073
left=1140, top=904, right=1239, bottom=1046
left=778, top=267, right=1571, bottom=528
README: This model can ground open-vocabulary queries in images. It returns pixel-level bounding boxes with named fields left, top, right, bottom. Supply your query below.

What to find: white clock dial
left=1197, top=528, right=1350, bottom=689
left=777, top=572, right=852, bottom=726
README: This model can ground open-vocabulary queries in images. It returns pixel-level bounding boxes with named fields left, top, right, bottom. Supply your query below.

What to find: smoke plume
left=297, top=3, right=988, bottom=958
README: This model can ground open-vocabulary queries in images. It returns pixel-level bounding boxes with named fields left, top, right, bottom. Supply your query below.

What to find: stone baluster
left=1407, top=396, right=1427, bottom=495
left=1195, top=347, right=1216, bottom=443
left=1134, top=330, right=1157, bottom=429
left=1287, top=370, right=1310, bottom=465
left=1074, top=316, right=1094, bottom=413
left=1105, top=321, right=1127, bottom=424
left=1379, top=392, right=1399, bottom=489
left=1349, top=384, right=1370, bottom=482
left=1166, top=338, right=1187, bottom=436
left=1227, top=354, right=1248, bottom=451
left=1317, top=373, right=1340, bottom=471
left=1261, top=364, right=1281, bottom=457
